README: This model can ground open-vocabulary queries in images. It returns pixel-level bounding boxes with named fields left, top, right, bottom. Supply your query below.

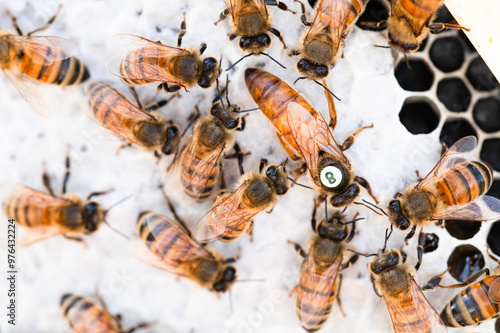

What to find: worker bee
left=173, top=90, right=245, bottom=201
left=0, top=7, right=89, bottom=117
left=369, top=248, right=447, bottom=333
left=194, top=158, right=289, bottom=243
left=388, top=136, right=500, bottom=240
left=135, top=211, right=237, bottom=292
left=2, top=150, right=111, bottom=246
left=61, top=293, right=150, bottom=332
left=294, top=0, right=368, bottom=80
left=245, top=67, right=376, bottom=208
left=424, top=246, right=500, bottom=328
left=289, top=207, right=360, bottom=332
left=110, top=15, right=219, bottom=93
left=214, top=0, right=294, bottom=56
left=84, top=81, right=180, bottom=156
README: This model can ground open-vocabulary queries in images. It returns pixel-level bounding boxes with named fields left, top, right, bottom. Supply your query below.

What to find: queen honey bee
left=110, top=15, right=219, bottom=93
left=194, top=158, right=289, bottom=243
left=135, top=212, right=237, bottom=292
left=0, top=7, right=89, bottom=117
left=245, top=67, right=376, bottom=208
left=85, top=81, right=180, bottom=156
left=2, top=150, right=111, bottom=246
left=289, top=207, right=359, bottom=332
left=61, top=293, right=150, bottom=333
left=174, top=90, right=246, bottom=201
left=369, top=248, right=447, bottom=333
left=388, top=136, right=500, bottom=240
left=214, top=0, right=294, bottom=56
left=293, top=0, right=368, bottom=80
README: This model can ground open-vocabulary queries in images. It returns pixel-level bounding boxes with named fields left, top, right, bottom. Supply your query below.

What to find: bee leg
left=228, top=33, right=238, bottom=41
left=154, top=151, right=162, bottom=164
left=310, top=198, right=319, bottom=232
left=116, top=143, right=132, bottom=155
left=415, top=229, right=425, bottom=271
left=289, top=285, right=298, bottom=297
left=223, top=142, right=247, bottom=176
left=27, top=4, right=62, bottom=36
left=63, top=234, right=87, bottom=247
left=335, top=274, right=346, bottom=317
left=424, top=268, right=490, bottom=291
left=370, top=274, right=383, bottom=298
left=163, top=190, right=191, bottom=237
left=177, top=12, right=187, bottom=48
left=359, top=21, right=388, bottom=30
left=5, top=10, right=23, bottom=35
left=265, top=0, right=297, bottom=14
left=246, top=220, right=254, bottom=242
left=427, top=22, right=470, bottom=34
left=292, top=163, right=307, bottom=181
left=340, top=124, right=374, bottom=151
left=42, top=162, right=55, bottom=196
left=404, top=226, right=417, bottom=244
left=214, top=8, right=230, bottom=26
left=61, top=146, right=71, bottom=195
left=128, top=87, right=143, bottom=110
left=199, top=43, right=207, bottom=55
left=87, top=188, right=114, bottom=200
left=288, top=49, right=300, bottom=57
left=341, top=254, right=359, bottom=270
left=125, top=322, right=156, bottom=333
left=162, top=82, right=182, bottom=93
left=259, top=158, right=269, bottom=173
left=354, top=176, right=378, bottom=204
left=287, top=240, right=307, bottom=258
left=293, top=0, right=311, bottom=26
left=269, top=27, right=287, bottom=49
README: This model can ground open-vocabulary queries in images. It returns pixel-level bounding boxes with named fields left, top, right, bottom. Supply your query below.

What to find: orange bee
left=289, top=207, right=360, bottom=332
left=110, top=15, right=219, bottom=93
left=388, top=136, right=500, bottom=240
left=84, top=81, right=180, bottom=156
left=370, top=248, right=447, bottom=333
left=135, top=212, right=237, bottom=292
left=0, top=7, right=89, bottom=117
left=294, top=0, right=368, bottom=80
left=245, top=67, right=376, bottom=208
left=194, top=159, right=289, bottom=243
left=61, top=293, right=150, bottom=333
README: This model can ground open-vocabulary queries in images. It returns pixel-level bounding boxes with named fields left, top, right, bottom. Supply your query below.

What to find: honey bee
left=369, top=248, right=447, bottom=333
left=289, top=207, right=359, bottom=332
left=110, top=15, right=219, bottom=93
left=0, top=7, right=89, bottom=117
left=135, top=211, right=237, bottom=292
left=294, top=0, right=368, bottom=80
left=61, top=293, right=150, bottom=333
left=2, top=150, right=111, bottom=246
left=84, top=81, right=180, bottom=156
left=245, top=67, right=376, bottom=208
left=388, top=136, right=500, bottom=240
left=214, top=0, right=294, bottom=56
left=424, top=246, right=500, bottom=328
left=174, top=91, right=245, bottom=201
left=194, top=158, right=289, bottom=243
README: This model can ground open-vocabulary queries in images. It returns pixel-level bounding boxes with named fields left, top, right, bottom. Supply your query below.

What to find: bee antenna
left=486, top=244, right=500, bottom=263
left=293, top=76, right=306, bottom=85
left=362, top=199, right=388, bottom=216
left=259, top=52, right=286, bottom=69
left=103, top=220, right=131, bottom=240
left=215, top=78, right=227, bottom=114
left=353, top=201, right=383, bottom=216
left=103, top=194, right=133, bottom=217
left=374, top=45, right=391, bottom=49
left=225, top=74, right=231, bottom=107
left=347, top=249, right=377, bottom=257
left=382, top=225, right=393, bottom=252
left=234, top=107, right=261, bottom=113
left=313, top=80, right=341, bottom=101
left=339, top=217, right=365, bottom=225
left=225, top=53, right=253, bottom=71
left=286, top=177, right=314, bottom=190
left=403, top=54, right=411, bottom=70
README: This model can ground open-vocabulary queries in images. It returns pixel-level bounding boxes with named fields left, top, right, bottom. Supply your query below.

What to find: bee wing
left=131, top=213, right=212, bottom=276
left=82, top=81, right=156, bottom=145
left=107, top=34, right=189, bottom=84
left=17, top=226, right=64, bottom=247
left=3, top=69, right=52, bottom=117
left=417, top=136, right=477, bottom=189
left=305, top=0, right=351, bottom=49
left=431, top=195, right=500, bottom=222
left=194, top=180, right=259, bottom=243
left=384, top=276, right=447, bottom=333
left=406, top=0, right=443, bottom=36
left=5, top=35, right=76, bottom=64
left=286, top=101, right=346, bottom=181
left=296, top=253, right=342, bottom=330
left=225, top=0, right=267, bottom=18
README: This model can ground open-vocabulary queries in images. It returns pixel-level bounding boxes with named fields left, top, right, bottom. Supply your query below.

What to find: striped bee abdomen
left=436, top=161, right=493, bottom=206
left=441, top=276, right=500, bottom=327
left=119, top=48, right=161, bottom=86
left=179, top=147, right=219, bottom=201
left=61, top=294, right=117, bottom=332
left=4, top=191, right=50, bottom=228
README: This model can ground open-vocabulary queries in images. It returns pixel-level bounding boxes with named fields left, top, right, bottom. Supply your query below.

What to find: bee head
left=369, top=248, right=401, bottom=275
left=211, top=101, right=240, bottom=130
left=265, top=164, right=289, bottom=196
left=161, top=123, right=180, bottom=155
left=239, top=34, right=271, bottom=54
left=297, top=59, right=329, bottom=80
left=83, top=201, right=103, bottom=233
left=387, top=199, right=410, bottom=231
left=317, top=215, right=348, bottom=242
left=198, top=57, right=220, bottom=88
left=213, top=266, right=237, bottom=292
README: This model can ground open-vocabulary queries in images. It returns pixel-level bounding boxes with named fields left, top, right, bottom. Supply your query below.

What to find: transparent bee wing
left=6, top=35, right=76, bottom=65
left=431, top=195, right=500, bottom=222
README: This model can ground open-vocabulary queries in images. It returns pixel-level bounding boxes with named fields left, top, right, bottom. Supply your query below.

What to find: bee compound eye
left=320, top=166, right=343, bottom=188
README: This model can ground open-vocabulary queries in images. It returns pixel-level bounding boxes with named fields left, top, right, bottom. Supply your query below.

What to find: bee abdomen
left=61, top=294, right=116, bottom=332
left=120, top=50, right=158, bottom=86
left=437, top=161, right=493, bottom=206
left=3, top=192, right=46, bottom=227
left=180, top=149, right=219, bottom=200
left=441, top=279, right=499, bottom=327
left=86, top=81, right=124, bottom=125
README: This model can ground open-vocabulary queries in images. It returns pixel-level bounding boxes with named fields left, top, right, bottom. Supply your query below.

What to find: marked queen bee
left=293, top=0, right=368, bottom=80
left=245, top=67, right=376, bottom=208
left=0, top=6, right=89, bottom=117
left=109, top=14, right=220, bottom=93
left=388, top=136, right=500, bottom=240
